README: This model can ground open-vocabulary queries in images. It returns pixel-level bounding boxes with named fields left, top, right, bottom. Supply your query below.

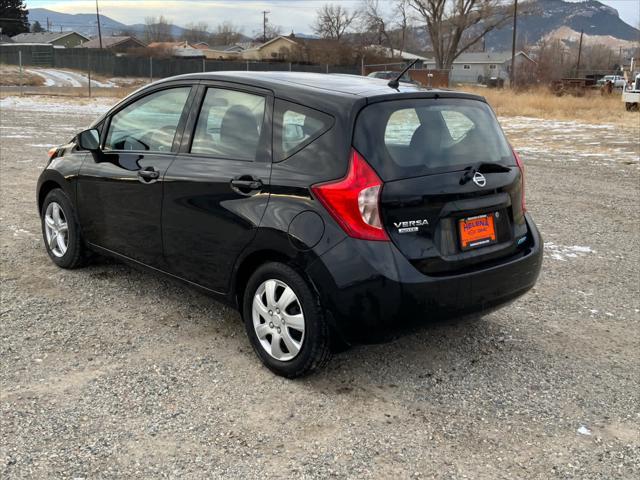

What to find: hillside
left=484, top=0, right=639, bottom=51
left=26, top=8, right=187, bottom=39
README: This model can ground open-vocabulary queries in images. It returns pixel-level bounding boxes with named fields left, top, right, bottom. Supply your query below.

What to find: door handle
left=138, top=168, right=160, bottom=181
left=231, top=178, right=263, bottom=191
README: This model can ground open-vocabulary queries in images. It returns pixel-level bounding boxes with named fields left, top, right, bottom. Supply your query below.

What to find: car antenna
left=388, top=59, right=419, bottom=90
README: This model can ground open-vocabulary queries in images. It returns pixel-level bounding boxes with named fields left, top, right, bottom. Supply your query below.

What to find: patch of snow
left=35, top=69, right=83, bottom=87
left=577, top=425, right=592, bottom=436
left=0, top=96, right=112, bottom=115
left=544, top=243, right=594, bottom=261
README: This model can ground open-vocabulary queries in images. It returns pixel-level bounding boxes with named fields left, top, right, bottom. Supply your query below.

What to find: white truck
left=622, top=73, right=640, bottom=111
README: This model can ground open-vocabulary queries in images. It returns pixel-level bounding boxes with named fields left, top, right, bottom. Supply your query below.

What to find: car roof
left=145, top=71, right=485, bottom=118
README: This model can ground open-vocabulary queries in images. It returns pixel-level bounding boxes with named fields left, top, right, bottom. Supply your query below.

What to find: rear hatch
left=353, top=96, right=529, bottom=275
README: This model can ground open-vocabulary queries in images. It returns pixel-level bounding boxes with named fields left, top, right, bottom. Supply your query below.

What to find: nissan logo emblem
left=472, top=171, right=487, bottom=187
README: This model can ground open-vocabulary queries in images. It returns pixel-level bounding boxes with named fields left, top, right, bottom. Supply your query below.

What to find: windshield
left=353, top=97, right=513, bottom=181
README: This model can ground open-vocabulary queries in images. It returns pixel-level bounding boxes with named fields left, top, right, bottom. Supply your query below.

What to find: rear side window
left=104, top=87, right=190, bottom=152
left=354, top=98, right=513, bottom=180
left=274, top=100, right=333, bottom=161
left=191, top=88, right=266, bottom=161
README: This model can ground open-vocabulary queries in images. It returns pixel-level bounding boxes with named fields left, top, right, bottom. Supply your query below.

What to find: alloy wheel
left=44, top=202, right=69, bottom=258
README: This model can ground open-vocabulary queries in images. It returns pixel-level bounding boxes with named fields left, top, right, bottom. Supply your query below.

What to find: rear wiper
left=387, top=59, right=419, bottom=90
left=459, top=163, right=511, bottom=185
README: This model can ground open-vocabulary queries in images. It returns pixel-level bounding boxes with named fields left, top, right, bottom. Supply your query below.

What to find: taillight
left=312, top=149, right=389, bottom=241
left=513, top=148, right=526, bottom=213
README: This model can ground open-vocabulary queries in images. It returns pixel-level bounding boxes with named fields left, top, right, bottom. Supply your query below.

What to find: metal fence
left=0, top=45, right=360, bottom=81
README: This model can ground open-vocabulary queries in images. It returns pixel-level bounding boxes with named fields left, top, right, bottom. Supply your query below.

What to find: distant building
left=201, top=44, right=244, bottom=60
left=11, top=31, right=89, bottom=48
left=241, top=36, right=299, bottom=61
left=0, top=33, right=14, bottom=44
left=364, top=45, right=429, bottom=62
left=424, top=51, right=537, bottom=84
left=148, top=41, right=205, bottom=58
left=79, top=35, right=146, bottom=51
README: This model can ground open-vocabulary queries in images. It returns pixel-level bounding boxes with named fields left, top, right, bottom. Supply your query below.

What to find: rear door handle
left=231, top=178, right=263, bottom=191
left=138, top=168, right=160, bottom=181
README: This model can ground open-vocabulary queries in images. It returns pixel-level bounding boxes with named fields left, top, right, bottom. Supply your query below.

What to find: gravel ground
left=1, top=96, right=639, bottom=479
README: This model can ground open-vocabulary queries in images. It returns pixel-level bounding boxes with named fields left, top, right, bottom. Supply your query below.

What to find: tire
left=242, top=262, right=331, bottom=378
left=40, top=188, right=87, bottom=269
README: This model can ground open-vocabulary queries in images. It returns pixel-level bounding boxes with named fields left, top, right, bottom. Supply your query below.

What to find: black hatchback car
left=37, top=72, right=542, bottom=377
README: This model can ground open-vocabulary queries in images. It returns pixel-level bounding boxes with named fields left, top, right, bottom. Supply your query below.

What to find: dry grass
left=0, top=65, right=44, bottom=87
left=460, top=85, right=633, bottom=125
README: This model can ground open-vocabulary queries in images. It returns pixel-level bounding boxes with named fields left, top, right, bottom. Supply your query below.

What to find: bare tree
left=360, top=0, right=412, bottom=56
left=144, top=15, right=173, bottom=43
left=211, top=21, right=244, bottom=46
left=361, top=0, right=395, bottom=53
left=396, top=0, right=410, bottom=56
left=410, top=0, right=514, bottom=69
left=182, top=22, right=210, bottom=44
left=313, top=4, right=358, bottom=41
left=254, top=23, right=282, bottom=42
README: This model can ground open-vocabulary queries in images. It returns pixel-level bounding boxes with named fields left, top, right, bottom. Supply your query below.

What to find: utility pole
left=262, top=10, right=270, bottom=43
left=576, top=29, right=584, bottom=77
left=510, top=0, right=518, bottom=88
left=95, top=0, right=103, bottom=49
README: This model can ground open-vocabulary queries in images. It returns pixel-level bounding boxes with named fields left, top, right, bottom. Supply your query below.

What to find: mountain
left=484, top=0, right=639, bottom=51
left=26, top=8, right=187, bottom=39
left=27, top=8, right=128, bottom=37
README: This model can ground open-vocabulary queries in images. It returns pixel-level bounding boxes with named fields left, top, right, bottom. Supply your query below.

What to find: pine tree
left=31, top=20, right=44, bottom=33
left=0, top=0, right=29, bottom=37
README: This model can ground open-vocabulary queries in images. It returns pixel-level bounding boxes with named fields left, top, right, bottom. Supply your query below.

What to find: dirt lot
left=1, top=96, right=639, bottom=479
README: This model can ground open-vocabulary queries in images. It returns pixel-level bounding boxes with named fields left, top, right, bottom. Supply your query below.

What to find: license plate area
left=458, top=213, right=497, bottom=251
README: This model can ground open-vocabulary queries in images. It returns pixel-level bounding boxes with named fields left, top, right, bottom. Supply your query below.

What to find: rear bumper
left=306, top=213, right=543, bottom=339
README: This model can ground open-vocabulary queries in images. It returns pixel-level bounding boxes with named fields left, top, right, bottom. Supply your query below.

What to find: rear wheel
left=242, top=262, right=331, bottom=378
left=41, top=189, right=87, bottom=269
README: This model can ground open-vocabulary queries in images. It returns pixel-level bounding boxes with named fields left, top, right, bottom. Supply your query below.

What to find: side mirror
left=77, top=128, right=100, bottom=151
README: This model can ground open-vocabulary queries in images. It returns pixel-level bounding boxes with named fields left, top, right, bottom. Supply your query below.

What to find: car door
left=77, top=84, right=196, bottom=267
left=162, top=83, right=273, bottom=293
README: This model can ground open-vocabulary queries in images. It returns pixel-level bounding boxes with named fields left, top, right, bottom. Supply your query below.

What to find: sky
left=25, top=0, right=640, bottom=35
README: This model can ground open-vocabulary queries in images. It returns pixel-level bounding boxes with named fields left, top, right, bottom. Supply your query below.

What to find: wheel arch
left=37, top=179, right=64, bottom=215
left=232, top=248, right=293, bottom=309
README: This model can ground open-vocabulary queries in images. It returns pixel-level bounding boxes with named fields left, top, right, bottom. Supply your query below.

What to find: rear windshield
left=353, top=98, right=513, bottom=180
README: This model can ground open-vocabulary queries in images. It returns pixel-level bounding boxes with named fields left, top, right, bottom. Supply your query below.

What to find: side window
left=191, top=88, right=266, bottom=161
left=274, top=100, right=333, bottom=161
left=104, top=87, right=190, bottom=152
left=384, top=108, right=420, bottom=146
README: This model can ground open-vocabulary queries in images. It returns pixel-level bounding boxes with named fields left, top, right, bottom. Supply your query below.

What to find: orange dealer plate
left=458, top=214, right=497, bottom=250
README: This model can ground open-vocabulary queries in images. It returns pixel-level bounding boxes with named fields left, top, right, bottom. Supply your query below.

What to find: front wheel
left=242, top=262, right=331, bottom=378
left=41, top=188, right=87, bottom=269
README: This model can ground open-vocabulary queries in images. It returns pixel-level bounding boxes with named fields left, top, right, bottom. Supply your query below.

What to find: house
left=200, top=44, right=244, bottom=60
left=364, top=45, right=429, bottom=62
left=241, top=36, right=299, bottom=61
left=424, top=51, right=537, bottom=84
left=148, top=41, right=205, bottom=58
left=79, top=35, right=146, bottom=51
left=11, top=31, right=89, bottom=48
left=0, top=33, right=14, bottom=44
